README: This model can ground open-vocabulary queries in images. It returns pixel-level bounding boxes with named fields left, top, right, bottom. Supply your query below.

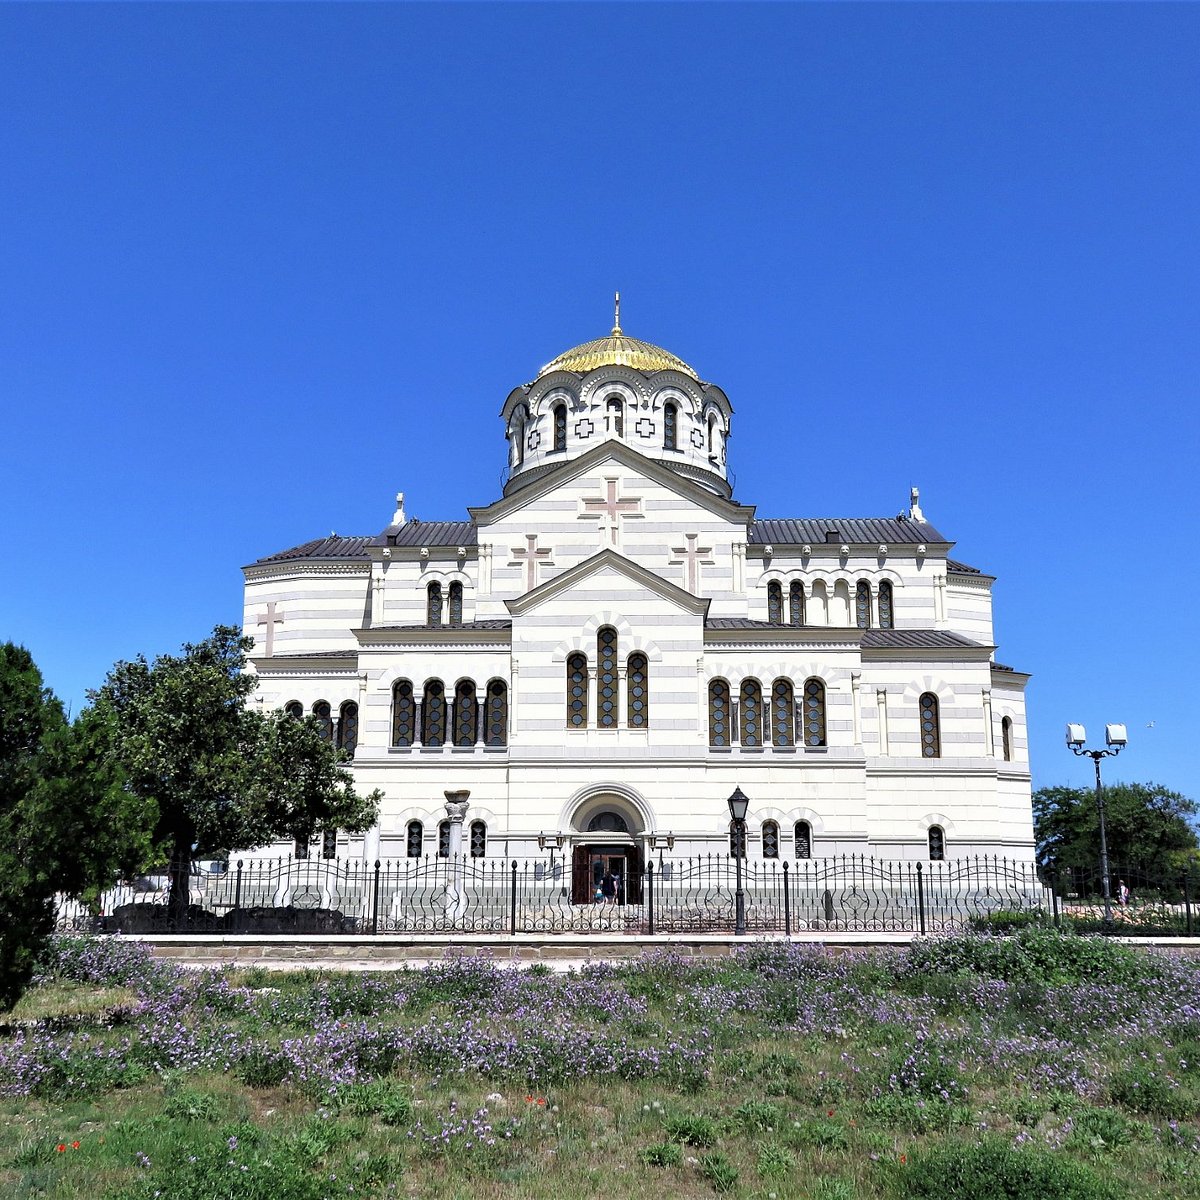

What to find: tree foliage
left=92, top=626, right=379, bottom=914
left=0, top=644, right=150, bottom=1010
left=1033, top=781, right=1199, bottom=882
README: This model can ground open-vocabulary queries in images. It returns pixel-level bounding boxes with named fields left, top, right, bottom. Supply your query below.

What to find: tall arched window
left=627, top=653, right=648, bottom=728
left=606, top=396, right=624, bottom=437
left=486, top=679, right=508, bottom=746
left=709, top=679, right=731, bottom=747
left=511, top=405, right=528, bottom=466
left=553, top=402, right=567, bottom=452
left=469, top=820, right=487, bottom=858
left=392, top=680, right=415, bottom=746
left=928, top=824, right=946, bottom=861
left=567, top=654, right=588, bottom=727
left=762, top=820, right=780, bottom=859
left=708, top=414, right=718, bottom=453
left=1002, top=716, right=1013, bottom=762
left=729, top=820, right=746, bottom=858
left=789, top=581, right=804, bottom=627
left=448, top=581, right=463, bottom=627
left=406, top=820, right=423, bottom=857
left=919, top=692, right=941, bottom=758
left=313, top=701, right=333, bottom=743
left=794, top=820, right=813, bottom=859
left=767, top=580, right=783, bottom=625
left=427, top=582, right=443, bottom=627
left=740, top=679, right=763, bottom=748
left=438, top=820, right=450, bottom=857
left=801, top=678, right=826, bottom=747
left=422, top=680, right=446, bottom=747
left=294, top=837, right=310, bottom=860
left=337, top=701, right=358, bottom=757
left=322, top=830, right=338, bottom=860
left=664, top=401, right=678, bottom=450
left=284, top=700, right=303, bottom=720
left=771, top=678, right=795, bottom=747
left=878, top=580, right=894, bottom=629
left=855, top=581, right=871, bottom=629
left=597, top=627, right=618, bottom=728
left=454, top=680, right=477, bottom=747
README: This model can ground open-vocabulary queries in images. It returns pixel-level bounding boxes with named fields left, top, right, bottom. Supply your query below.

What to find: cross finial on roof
left=612, top=290, right=622, bottom=335
left=909, top=486, right=925, bottom=522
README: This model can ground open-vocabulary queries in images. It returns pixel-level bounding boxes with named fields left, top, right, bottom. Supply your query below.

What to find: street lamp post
left=1065, top=723, right=1127, bottom=929
left=727, top=787, right=749, bottom=936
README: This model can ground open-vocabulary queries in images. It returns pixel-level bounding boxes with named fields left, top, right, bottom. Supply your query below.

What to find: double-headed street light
left=1065, top=722, right=1128, bottom=928
left=727, top=787, right=749, bottom=936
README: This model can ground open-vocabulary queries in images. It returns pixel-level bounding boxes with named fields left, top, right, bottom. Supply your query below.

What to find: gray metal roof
left=256, top=536, right=372, bottom=564
left=375, top=520, right=478, bottom=548
left=946, top=559, right=983, bottom=574
left=748, top=517, right=947, bottom=545
left=861, top=629, right=985, bottom=650
left=372, top=619, right=512, bottom=632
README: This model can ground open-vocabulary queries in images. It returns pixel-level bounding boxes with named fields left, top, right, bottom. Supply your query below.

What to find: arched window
left=486, top=679, right=508, bottom=746
left=928, top=824, right=946, bottom=861
left=771, top=678, right=795, bottom=747
left=664, top=401, right=678, bottom=450
left=729, top=820, right=746, bottom=858
left=767, top=580, right=783, bottom=625
left=337, top=701, right=358, bottom=757
left=740, top=679, right=763, bottom=748
left=438, top=819, right=450, bottom=857
left=511, top=405, right=528, bottom=466
left=597, top=626, right=618, bottom=728
left=794, top=820, right=812, bottom=859
left=762, top=820, right=780, bottom=859
left=322, top=830, right=337, bottom=860
left=448, top=581, right=463, bottom=627
left=469, top=820, right=487, bottom=858
left=801, top=678, right=826, bottom=747
left=709, top=679, right=731, bottom=747
left=427, top=582, right=443, bottom=627
left=313, top=701, right=333, bottom=744
left=789, top=581, right=804, bottom=627
left=392, top=680, right=415, bottom=746
left=406, top=820, right=423, bottom=858
left=919, top=692, right=941, bottom=758
left=627, top=653, right=648, bottom=728
left=454, top=680, right=477, bottom=747
left=567, top=654, right=588, bottom=727
left=878, top=580, right=894, bottom=629
left=284, top=700, right=303, bottom=720
left=587, top=811, right=628, bottom=833
left=294, top=837, right=309, bottom=860
left=1002, top=716, right=1013, bottom=762
left=422, top=680, right=446, bottom=748
left=553, top=402, right=567, bottom=452
left=707, top=414, right=718, bottom=453
left=856, top=581, right=871, bottom=629
left=606, top=396, right=624, bottom=437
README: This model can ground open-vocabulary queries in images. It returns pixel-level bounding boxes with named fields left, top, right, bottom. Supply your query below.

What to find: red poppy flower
left=71, top=1141, right=80, bottom=1150
left=56, top=1144, right=66, bottom=1153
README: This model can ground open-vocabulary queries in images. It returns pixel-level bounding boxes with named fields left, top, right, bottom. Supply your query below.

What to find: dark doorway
left=571, top=844, right=643, bottom=904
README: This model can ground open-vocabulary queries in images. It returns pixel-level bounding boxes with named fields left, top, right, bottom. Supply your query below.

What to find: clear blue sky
left=2, top=4, right=1197, bottom=802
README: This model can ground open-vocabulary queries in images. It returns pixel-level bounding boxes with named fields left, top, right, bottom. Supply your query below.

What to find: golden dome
left=537, top=294, right=699, bottom=381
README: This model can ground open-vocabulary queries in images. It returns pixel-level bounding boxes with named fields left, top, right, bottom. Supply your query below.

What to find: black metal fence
left=55, top=855, right=1200, bottom=937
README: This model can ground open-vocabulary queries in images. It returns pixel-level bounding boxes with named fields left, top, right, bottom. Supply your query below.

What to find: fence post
left=232, top=860, right=243, bottom=934
left=371, top=860, right=381, bottom=935
left=510, top=861, right=519, bottom=936
left=1186, top=871, right=1194, bottom=937
left=1051, top=870, right=1061, bottom=929
left=647, top=861, right=655, bottom=936
left=783, top=861, right=791, bottom=937
left=916, top=863, right=926, bottom=936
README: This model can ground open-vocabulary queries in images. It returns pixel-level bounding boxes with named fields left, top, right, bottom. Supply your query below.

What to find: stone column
left=982, top=689, right=994, bottom=757
left=876, top=689, right=890, bottom=756
left=851, top=672, right=862, bottom=745
left=444, top=790, right=470, bottom=922
left=617, top=663, right=628, bottom=728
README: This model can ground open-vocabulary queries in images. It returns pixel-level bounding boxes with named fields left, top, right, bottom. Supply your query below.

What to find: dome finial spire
left=612, top=290, right=622, bottom=335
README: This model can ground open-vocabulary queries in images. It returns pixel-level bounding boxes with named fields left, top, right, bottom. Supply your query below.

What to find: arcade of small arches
left=391, top=678, right=508, bottom=748
left=283, top=699, right=359, bottom=757
left=425, top=581, right=465, bottom=627
left=764, top=578, right=895, bottom=629
left=566, top=625, right=649, bottom=730
left=403, top=817, right=489, bottom=859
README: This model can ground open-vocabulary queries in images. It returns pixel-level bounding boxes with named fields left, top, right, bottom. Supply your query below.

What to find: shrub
left=756, top=1140, right=795, bottom=1179
left=896, top=1136, right=1121, bottom=1200
left=663, top=1111, right=719, bottom=1147
left=163, top=1086, right=221, bottom=1122
left=236, top=1045, right=291, bottom=1088
left=730, top=1099, right=784, bottom=1134
left=640, top=1141, right=682, bottom=1167
left=786, top=1117, right=850, bottom=1150
left=1108, top=1061, right=1190, bottom=1117
left=810, top=1180, right=856, bottom=1200
left=969, top=909, right=1051, bottom=935
left=336, top=1079, right=413, bottom=1125
left=699, top=1150, right=738, bottom=1193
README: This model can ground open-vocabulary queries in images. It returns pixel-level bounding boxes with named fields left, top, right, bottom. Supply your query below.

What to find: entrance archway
left=568, top=793, right=645, bottom=905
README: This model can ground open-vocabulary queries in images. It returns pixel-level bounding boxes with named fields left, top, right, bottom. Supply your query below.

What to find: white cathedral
left=242, top=305, right=1035, bottom=893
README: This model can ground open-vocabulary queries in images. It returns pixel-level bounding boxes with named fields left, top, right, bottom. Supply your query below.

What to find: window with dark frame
left=789, top=581, right=804, bottom=627
left=772, top=678, right=795, bottom=746
left=627, top=653, right=648, bottom=728
left=664, top=401, right=677, bottom=450
left=597, top=627, right=618, bottom=728
left=709, top=679, right=731, bottom=746
left=767, top=580, right=783, bottom=625
left=486, top=679, right=508, bottom=746
left=855, top=581, right=871, bottom=629
left=1002, top=716, right=1013, bottom=762
left=438, top=819, right=450, bottom=857
left=321, top=830, right=337, bottom=860
left=427, top=581, right=443, bottom=627
left=729, top=820, right=746, bottom=858
left=878, top=580, right=894, bottom=629
left=392, top=680, right=415, bottom=746
left=337, top=701, right=358, bottom=757
left=406, top=820, right=423, bottom=857
left=740, top=679, right=763, bottom=748
left=454, top=680, right=477, bottom=747
left=284, top=700, right=303, bottom=720
left=928, top=824, right=946, bottom=860
left=469, top=820, right=487, bottom=858
left=313, top=700, right=333, bottom=743
left=423, top=680, right=447, bottom=747
left=448, top=581, right=463, bottom=627
left=567, top=654, right=588, bottom=727
left=919, top=692, right=941, bottom=758
left=794, top=820, right=812, bottom=859
left=802, top=678, right=826, bottom=747
left=553, top=402, right=567, bottom=451
left=762, top=820, right=780, bottom=859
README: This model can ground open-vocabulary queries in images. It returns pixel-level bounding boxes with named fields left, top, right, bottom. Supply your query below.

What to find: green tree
left=1034, top=781, right=1199, bottom=883
left=92, top=625, right=379, bottom=920
left=0, top=644, right=150, bottom=1010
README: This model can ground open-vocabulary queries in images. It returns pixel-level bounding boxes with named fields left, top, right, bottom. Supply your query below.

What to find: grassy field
left=1, top=933, right=1199, bottom=1199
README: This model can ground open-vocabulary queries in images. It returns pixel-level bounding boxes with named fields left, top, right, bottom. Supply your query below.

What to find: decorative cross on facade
left=581, top=478, right=642, bottom=548
left=510, top=533, right=553, bottom=592
left=670, top=533, right=715, bottom=594
left=255, top=602, right=284, bottom=656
